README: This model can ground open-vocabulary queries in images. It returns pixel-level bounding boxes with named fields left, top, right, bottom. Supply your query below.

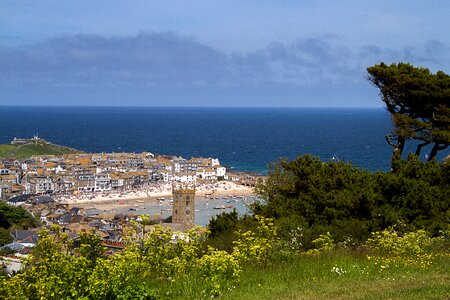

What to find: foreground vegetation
left=225, top=253, right=450, bottom=300
left=0, top=216, right=448, bottom=299
left=0, top=140, right=81, bottom=159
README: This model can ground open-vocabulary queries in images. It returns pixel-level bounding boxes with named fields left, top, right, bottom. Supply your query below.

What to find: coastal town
left=0, top=137, right=257, bottom=272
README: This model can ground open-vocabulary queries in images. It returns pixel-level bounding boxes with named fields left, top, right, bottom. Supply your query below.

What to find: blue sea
left=1, top=106, right=448, bottom=173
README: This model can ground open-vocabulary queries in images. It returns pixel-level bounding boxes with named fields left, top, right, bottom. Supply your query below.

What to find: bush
left=0, top=228, right=12, bottom=247
left=365, top=228, right=449, bottom=272
left=233, top=216, right=278, bottom=264
left=253, top=155, right=450, bottom=248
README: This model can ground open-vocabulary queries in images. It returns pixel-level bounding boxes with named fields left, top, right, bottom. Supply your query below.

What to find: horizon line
left=0, top=104, right=384, bottom=109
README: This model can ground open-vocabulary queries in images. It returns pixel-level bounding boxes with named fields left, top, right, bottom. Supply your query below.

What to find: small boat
left=225, top=205, right=234, bottom=209
left=214, top=205, right=226, bottom=209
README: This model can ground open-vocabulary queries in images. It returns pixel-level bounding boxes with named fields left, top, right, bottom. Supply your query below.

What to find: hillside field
left=0, top=140, right=81, bottom=159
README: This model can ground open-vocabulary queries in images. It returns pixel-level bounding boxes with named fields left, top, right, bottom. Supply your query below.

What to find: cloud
left=356, top=42, right=450, bottom=73
left=0, top=32, right=230, bottom=88
left=1, top=32, right=449, bottom=106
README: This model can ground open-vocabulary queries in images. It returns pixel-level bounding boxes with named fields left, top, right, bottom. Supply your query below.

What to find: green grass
left=0, top=144, right=16, bottom=158
left=220, top=253, right=450, bottom=300
left=169, top=252, right=450, bottom=300
left=0, top=141, right=81, bottom=159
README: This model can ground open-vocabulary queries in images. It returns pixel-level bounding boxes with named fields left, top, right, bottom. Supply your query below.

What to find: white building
left=160, top=171, right=173, bottom=182
left=96, top=166, right=114, bottom=173
left=55, top=165, right=66, bottom=174
left=196, top=167, right=216, bottom=180
left=26, top=176, right=54, bottom=194
left=210, top=158, right=220, bottom=167
left=94, top=173, right=112, bottom=192
left=76, top=174, right=95, bottom=192
left=173, top=172, right=196, bottom=183
left=214, top=166, right=226, bottom=178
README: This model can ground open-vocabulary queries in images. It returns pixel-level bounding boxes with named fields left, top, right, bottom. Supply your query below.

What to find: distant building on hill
left=11, top=135, right=46, bottom=145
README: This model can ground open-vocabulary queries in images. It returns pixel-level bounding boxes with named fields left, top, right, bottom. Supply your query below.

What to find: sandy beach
left=58, top=181, right=254, bottom=210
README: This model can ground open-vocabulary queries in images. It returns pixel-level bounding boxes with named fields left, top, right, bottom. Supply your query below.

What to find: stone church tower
left=172, top=184, right=195, bottom=229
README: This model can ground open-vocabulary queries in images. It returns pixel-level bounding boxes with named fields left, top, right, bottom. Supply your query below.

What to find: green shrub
left=233, top=216, right=278, bottom=264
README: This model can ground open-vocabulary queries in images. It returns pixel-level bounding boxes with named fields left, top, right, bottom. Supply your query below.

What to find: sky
left=1, top=1, right=449, bottom=107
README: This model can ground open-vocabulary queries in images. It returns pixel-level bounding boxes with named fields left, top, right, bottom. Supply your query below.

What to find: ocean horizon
left=1, top=106, right=448, bottom=173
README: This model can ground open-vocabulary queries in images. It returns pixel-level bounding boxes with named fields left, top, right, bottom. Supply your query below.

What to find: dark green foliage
left=254, top=156, right=380, bottom=225
left=367, top=62, right=450, bottom=161
left=248, top=155, right=449, bottom=248
left=208, top=209, right=239, bottom=237
left=206, top=210, right=240, bottom=251
left=375, top=155, right=450, bottom=233
left=206, top=210, right=257, bottom=252
left=0, top=228, right=12, bottom=246
left=0, top=203, right=38, bottom=230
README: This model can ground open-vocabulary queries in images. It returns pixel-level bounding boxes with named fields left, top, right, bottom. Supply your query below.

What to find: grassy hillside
left=221, top=253, right=450, bottom=300
left=0, top=140, right=82, bottom=159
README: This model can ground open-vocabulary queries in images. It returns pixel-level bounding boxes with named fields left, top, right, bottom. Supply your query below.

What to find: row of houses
left=2, top=194, right=131, bottom=260
left=1, top=153, right=229, bottom=198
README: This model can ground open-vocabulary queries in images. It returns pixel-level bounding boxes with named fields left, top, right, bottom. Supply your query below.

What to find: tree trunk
left=385, top=135, right=406, bottom=156
left=429, top=143, right=449, bottom=161
left=415, top=141, right=430, bottom=157
left=397, top=136, right=406, bottom=156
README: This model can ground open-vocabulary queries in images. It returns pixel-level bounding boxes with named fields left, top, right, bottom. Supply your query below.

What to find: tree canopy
left=251, top=155, right=450, bottom=244
left=367, top=62, right=450, bottom=161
